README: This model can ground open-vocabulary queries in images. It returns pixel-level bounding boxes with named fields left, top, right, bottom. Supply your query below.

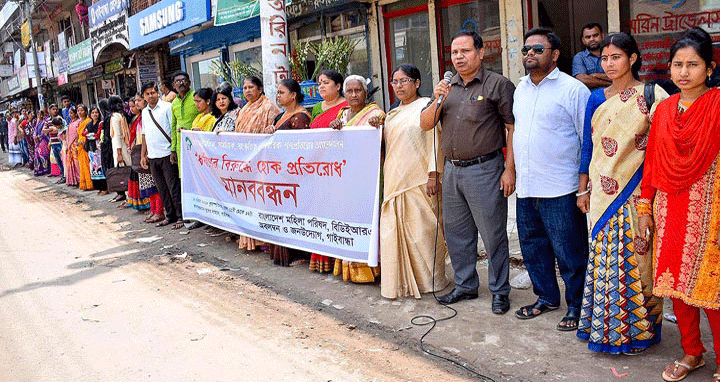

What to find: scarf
left=646, top=88, right=720, bottom=193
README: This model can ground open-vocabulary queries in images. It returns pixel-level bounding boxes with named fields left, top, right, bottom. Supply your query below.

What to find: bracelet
left=576, top=190, right=590, bottom=197
left=635, top=198, right=653, bottom=216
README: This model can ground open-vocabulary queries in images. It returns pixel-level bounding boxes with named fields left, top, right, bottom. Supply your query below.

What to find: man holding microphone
left=420, top=30, right=516, bottom=314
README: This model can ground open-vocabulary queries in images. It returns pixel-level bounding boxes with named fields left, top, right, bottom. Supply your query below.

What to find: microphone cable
left=408, top=92, right=496, bottom=382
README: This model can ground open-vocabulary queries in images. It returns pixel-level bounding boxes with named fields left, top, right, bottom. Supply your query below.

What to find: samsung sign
left=128, top=0, right=211, bottom=50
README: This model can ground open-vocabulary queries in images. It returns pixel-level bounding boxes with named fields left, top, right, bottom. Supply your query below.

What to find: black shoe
left=492, top=294, right=510, bottom=314
left=56, top=177, right=66, bottom=184
left=436, top=289, right=478, bottom=305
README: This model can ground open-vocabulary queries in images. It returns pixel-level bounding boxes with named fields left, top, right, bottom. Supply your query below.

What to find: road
left=0, top=169, right=473, bottom=381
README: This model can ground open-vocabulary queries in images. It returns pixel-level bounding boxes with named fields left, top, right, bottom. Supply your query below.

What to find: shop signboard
left=18, top=65, right=29, bottom=90
left=13, top=49, right=20, bottom=74
left=89, top=0, right=130, bottom=61
left=7, top=76, right=19, bottom=94
left=286, top=0, right=347, bottom=19
left=104, top=58, right=124, bottom=74
left=57, top=73, right=68, bottom=86
left=43, top=40, right=53, bottom=78
left=58, top=31, right=67, bottom=51
left=629, top=0, right=720, bottom=80
left=68, top=39, right=93, bottom=74
left=138, top=64, right=158, bottom=84
left=88, top=65, right=105, bottom=79
left=0, top=64, right=12, bottom=77
left=128, top=0, right=212, bottom=50
left=102, top=79, right=115, bottom=90
left=215, top=0, right=259, bottom=26
left=54, top=49, right=69, bottom=73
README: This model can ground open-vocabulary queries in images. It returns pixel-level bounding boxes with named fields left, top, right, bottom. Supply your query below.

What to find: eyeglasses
left=390, top=78, right=415, bottom=86
left=521, top=44, right=550, bottom=56
left=174, top=78, right=189, bottom=84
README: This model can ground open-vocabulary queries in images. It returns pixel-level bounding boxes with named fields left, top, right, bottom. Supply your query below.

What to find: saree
left=308, top=100, right=350, bottom=273
left=33, top=118, right=51, bottom=176
left=65, top=119, right=81, bottom=186
left=234, top=95, right=280, bottom=251
left=76, top=118, right=93, bottom=190
left=380, top=97, right=448, bottom=299
left=577, top=85, right=667, bottom=353
left=640, top=88, right=720, bottom=310
left=234, top=95, right=280, bottom=133
left=332, top=103, right=385, bottom=283
left=269, top=112, right=312, bottom=267
left=23, top=120, right=35, bottom=170
left=127, top=116, right=148, bottom=210
left=309, top=101, right=348, bottom=128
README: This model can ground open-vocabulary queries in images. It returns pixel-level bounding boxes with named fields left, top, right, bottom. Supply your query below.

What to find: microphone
left=437, top=71, right=453, bottom=103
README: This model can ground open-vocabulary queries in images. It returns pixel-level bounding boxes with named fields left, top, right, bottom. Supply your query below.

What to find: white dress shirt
left=512, top=67, right=590, bottom=198
left=142, top=100, right=173, bottom=159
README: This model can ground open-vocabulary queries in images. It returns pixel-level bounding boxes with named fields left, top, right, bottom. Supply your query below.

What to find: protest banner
left=181, top=127, right=382, bottom=265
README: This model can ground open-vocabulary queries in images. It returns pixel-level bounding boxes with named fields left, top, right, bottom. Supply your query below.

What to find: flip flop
left=515, top=301, right=559, bottom=320
left=557, top=311, right=580, bottom=331
left=661, top=359, right=705, bottom=382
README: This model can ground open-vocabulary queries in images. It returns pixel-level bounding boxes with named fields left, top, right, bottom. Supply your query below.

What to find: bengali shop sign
left=181, top=128, right=382, bottom=265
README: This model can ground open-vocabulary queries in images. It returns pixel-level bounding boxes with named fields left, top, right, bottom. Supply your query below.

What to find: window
left=440, top=0, right=502, bottom=74
left=234, top=46, right=262, bottom=73
left=191, top=58, right=220, bottom=90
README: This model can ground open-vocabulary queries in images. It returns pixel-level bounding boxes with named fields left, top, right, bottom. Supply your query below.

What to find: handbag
left=105, top=164, right=132, bottom=193
left=131, top=144, right=150, bottom=174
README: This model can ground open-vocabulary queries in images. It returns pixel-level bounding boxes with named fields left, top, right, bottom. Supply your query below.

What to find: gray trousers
left=442, top=155, right=510, bottom=295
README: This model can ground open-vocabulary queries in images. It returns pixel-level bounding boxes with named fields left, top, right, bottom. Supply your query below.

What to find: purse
left=105, top=164, right=132, bottom=193
left=131, top=144, right=149, bottom=174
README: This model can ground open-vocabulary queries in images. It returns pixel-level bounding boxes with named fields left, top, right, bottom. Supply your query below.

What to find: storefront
left=129, top=0, right=213, bottom=88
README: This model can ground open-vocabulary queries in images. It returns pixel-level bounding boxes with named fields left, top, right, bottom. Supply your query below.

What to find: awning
left=168, top=16, right=261, bottom=56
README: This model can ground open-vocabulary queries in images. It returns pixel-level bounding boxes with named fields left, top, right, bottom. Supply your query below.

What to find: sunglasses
left=521, top=44, right=550, bottom=56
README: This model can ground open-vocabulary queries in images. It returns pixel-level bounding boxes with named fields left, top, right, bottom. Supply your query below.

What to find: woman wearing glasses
left=576, top=32, right=668, bottom=355
left=370, top=64, right=448, bottom=299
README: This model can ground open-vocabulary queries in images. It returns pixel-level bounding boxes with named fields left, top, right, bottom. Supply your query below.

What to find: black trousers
left=0, top=133, right=6, bottom=152
left=149, top=155, right=182, bottom=222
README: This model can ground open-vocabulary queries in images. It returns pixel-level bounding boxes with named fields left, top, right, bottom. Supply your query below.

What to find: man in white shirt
left=512, top=27, right=590, bottom=332
left=140, top=82, right=183, bottom=229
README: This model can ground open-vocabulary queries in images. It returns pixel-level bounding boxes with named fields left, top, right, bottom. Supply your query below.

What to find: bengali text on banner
left=180, top=128, right=382, bottom=265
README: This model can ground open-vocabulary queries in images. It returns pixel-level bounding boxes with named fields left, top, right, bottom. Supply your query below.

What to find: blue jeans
left=516, top=193, right=588, bottom=312
left=442, top=155, right=510, bottom=295
left=51, top=143, right=63, bottom=176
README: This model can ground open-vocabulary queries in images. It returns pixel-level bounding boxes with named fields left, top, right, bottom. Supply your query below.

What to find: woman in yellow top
left=191, top=88, right=216, bottom=131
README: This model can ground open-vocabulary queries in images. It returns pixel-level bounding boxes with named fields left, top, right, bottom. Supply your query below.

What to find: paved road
left=0, top=169, right=472, bottom=381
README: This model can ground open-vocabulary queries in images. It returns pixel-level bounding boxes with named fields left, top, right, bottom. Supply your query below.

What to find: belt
left=448, top=150, right=500, bottom=167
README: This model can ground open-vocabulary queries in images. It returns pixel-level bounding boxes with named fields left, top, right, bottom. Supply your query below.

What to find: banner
left=181, top=128, right=382, bottom=265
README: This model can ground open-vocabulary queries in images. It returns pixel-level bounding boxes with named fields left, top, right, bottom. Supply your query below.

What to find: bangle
left=635, top=198, right=653, bottom=216
left=576, top=190, right=590, bottom=197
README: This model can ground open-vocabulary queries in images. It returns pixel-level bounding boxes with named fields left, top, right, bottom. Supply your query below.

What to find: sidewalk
left=3, top=152, right=716, bottom=382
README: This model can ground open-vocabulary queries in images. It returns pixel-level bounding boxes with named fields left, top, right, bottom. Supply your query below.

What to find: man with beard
left=512, top=27, right=590, bottom=332
left=572, top=23, right=610, bottom=89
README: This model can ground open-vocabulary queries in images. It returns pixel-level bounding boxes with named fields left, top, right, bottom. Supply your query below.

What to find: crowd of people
left=2, top=24, right=719, bottom=382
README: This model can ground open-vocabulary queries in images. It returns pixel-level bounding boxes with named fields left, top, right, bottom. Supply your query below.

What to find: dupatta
left=644, top=88, right=720, bottom=194
left=309, top=101, right=349, bottom=128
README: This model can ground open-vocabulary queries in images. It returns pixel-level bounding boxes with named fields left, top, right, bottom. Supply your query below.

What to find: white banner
left=181, top=128, right=382, bottom=265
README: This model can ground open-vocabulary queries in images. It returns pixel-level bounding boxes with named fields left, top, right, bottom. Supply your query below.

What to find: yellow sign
left=21, top=21, right=31, bottom=47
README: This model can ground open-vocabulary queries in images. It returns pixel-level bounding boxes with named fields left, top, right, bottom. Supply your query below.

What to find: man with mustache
left=573, top=23, right=610, bottom=89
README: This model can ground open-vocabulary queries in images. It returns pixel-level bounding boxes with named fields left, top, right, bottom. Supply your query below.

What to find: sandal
left=557, top=310, right=580, bottom=331
left=712, top=373, right=720, bottom=382
left=661, top=358, right=705, bottom=382
left=515, top=301, right=559, bottom=320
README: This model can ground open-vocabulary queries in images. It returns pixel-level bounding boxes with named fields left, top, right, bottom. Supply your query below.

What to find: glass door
left=384, top=3, right=432, bottom=102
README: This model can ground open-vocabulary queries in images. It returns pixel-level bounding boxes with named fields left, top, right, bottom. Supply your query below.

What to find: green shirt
left=171, top=89, right=199, bottom=153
